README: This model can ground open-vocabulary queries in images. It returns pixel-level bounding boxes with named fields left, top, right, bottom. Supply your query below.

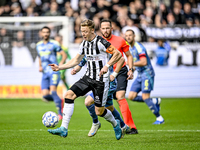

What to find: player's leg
left=49, top=73, right=63, bottom=120
left=92, top=79, right=122, bottom=140
left=48, top=76, right=91, bottom=137
left=142, top=77, right=164, bottom=124
left=115, top=67, right=137, bottom=134
left=85, top=94, right=101, bottom=137
left=41, top=74, right=53, bottom=102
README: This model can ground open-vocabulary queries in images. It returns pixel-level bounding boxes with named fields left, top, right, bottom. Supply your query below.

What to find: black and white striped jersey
left=78, top=35, right=111, bottom=82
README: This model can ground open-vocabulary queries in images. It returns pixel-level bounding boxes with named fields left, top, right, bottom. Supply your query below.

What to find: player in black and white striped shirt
left=48, top=19, right=124, bottom=140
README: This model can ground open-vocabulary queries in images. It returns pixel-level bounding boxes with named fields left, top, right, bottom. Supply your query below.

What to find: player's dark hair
left=41, top=26, right=51, bottom=32
left=126, top=29, right=135, bottom=35
left=100, top=19, right=112, bottom=27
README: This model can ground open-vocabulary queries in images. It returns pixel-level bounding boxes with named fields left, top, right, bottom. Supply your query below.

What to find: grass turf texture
left=0, top=98, right=200, bottom=150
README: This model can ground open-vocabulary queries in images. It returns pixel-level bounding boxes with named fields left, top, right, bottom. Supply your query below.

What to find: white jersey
left=78, top=35, right=111, bottom=82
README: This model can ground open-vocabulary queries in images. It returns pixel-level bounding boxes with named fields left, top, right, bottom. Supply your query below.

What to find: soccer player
left=55, top=35, right=71, bottom=90
left=36, top=26, right=67, bottom=120
left=98, top=19, right=138, bottom=134
left=125, top=29, right=164, bottom=124
left=48, top=19, right=124, bottom=140
left=71, top=55, right=129, bottom=137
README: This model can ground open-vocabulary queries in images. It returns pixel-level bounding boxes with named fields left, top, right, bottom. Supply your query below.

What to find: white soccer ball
left=42, top=111, right=59, bottom=128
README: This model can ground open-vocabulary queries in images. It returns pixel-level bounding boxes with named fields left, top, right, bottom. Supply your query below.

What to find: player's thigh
left=141, top=76, right=154, bottom=94
left=128, top=78, right=141, bottom=99
left=41, top=74, right=50, bottom=90
left=92, top=79, right=109, bottom=107
left=50, top=73, right=60, bottom=87
left=85, top=94, right=95, bottom=106
left=70, top=76, right=91, bottom=99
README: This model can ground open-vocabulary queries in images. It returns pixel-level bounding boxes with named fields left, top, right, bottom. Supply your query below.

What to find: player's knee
left=85, top=96, right=94, bottom=106
left=106, top=105, right=114, bottom=112
left=65, top=90, right=76, bottom=100
left=95, top=107, right=104, bottom=116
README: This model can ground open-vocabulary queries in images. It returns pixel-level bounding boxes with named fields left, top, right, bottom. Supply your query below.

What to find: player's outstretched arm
left=49, top=54, right=84, bottom=71
left=71, top=65, right=82, bottom=75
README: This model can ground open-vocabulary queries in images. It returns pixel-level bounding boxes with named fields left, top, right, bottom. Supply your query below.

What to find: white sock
left=61, top=103, right=74, bottom=129
left=152, top=98, right=157, bottom=104
left=102, top=109, right=117, bottom=127
left=156, top=115, right=164, bottom=121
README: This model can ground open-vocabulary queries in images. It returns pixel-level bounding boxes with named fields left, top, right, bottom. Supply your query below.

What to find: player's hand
left=39, top=66, right=43, bottom=72
left=48, top=64, right=59, bottom=71
left=71, top=68, right=77, bottom=75
left=99, top=66, right=108, bottom=77
left=110, top=75, right=115, bottom=82
left=127, top=70, right=133, bottom=80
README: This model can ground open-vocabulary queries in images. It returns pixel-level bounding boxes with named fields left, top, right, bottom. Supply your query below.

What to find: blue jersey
left=129, top=42, right=155, bottom=78
left=36, top=39, right=62, bottom=74
left=155, top=46, right=169, bottom=66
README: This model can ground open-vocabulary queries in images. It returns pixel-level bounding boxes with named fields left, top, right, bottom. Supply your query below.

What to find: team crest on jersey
left=48, top=45, right=53, bottom=50
left=95, top=96, right=101, bottom=104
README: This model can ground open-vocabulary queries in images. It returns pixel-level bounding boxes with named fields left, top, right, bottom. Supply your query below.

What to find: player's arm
left=99, top=45, right=122, bottom=76
left=38, top=57, right=43, bottom=72
left=110, top=56, right=125, bottom=81
left=49, top=54, right=84, bottom=71
left=71, top=56, right=87, bottom=75
left=133, top=55, right=147, bottom=67
left=124, top=50, right=134, bottom=80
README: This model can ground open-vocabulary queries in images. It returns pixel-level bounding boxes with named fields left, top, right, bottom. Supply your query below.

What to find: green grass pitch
left=0, top=98, right=200, bottom=150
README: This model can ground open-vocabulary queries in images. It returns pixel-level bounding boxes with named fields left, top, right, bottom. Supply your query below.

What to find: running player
left=125, top=29, right=164, bottom=124
left=36, top=26, right=67, bottom=120
left=71, top=55, right=129, bottom=137
left=47, top=19, right=124, bottom=140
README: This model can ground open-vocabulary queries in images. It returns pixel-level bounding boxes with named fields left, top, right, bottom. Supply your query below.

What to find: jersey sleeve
left=78, top=41, right=85, bottom=55
left=135, top=42, right=146, bottom=56
left=122, top=40, right=130, bottom=53
left=98, top=38, right=111, bottom=53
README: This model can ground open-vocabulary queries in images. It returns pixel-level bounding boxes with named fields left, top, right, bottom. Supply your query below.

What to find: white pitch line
left=0, top=129, right=200, bottom=132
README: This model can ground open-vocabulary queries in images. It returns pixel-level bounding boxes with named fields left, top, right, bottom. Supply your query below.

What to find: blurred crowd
left=0, top=0, right=200, bottom=43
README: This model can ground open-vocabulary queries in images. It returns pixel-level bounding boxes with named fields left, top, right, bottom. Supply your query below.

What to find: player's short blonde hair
left=80, top=19, right=95, bottom=29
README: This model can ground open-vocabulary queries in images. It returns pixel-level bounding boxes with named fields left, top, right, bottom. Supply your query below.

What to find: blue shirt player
left=125, top=29, right=164, bottom=124
left=36, top=26, right=67, bottom=120
left=71, top=55, right=129, bottom=136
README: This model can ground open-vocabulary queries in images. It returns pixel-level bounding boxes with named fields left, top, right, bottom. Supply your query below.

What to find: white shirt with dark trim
left=78, top=35, right=111, bottom=82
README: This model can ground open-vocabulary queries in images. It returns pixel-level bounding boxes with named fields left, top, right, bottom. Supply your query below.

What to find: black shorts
left=70, top=75, right=109, bottom=107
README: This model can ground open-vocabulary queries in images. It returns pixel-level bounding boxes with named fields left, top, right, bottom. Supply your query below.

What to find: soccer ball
left=42, top=111, right=59, bottom=128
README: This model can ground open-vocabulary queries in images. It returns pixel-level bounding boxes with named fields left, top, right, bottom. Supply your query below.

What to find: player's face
left=100, top=22, right=112, bottom=38
left=125, top=31, right=135, bottom=44
left=41, top=28, right=50, bottom=40
left=81, top=26, right=94, bottom=41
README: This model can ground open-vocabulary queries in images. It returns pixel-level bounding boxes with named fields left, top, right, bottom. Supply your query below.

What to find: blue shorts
left=130, top=75, right=154, bottom=93
left=41, top=72, right=60, bottom=90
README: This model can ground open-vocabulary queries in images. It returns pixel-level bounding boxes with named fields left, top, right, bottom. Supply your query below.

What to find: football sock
left=100, top=108, right=117, bottom=127
left=118, top=98, right=137, bottom=129
left=61, top=98, right=74, bottom=129
left=86, top=104, right=98, bottom=123
left=51, top=91, right=62, bottom=116
left=43, top=94, right=54, bottom=101
left=144, top=98, right=160, bottom=117
left=132, top=96, right=143, bottom=102
left=112, top=107, right=125, bottom=128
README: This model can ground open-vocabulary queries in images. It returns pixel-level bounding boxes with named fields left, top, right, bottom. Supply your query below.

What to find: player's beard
left=43, top=35, right=49, bottom=41
left=102, top=31, right=111, bottom=38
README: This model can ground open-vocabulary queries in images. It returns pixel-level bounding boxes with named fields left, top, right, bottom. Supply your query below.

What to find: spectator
left=122, top=18, right=141, bottom=41
left=183, top=2, right=195, bottom=20
left=44, top=2, right=61, bottom=16
left=172, top=4, right=186, bottom=24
